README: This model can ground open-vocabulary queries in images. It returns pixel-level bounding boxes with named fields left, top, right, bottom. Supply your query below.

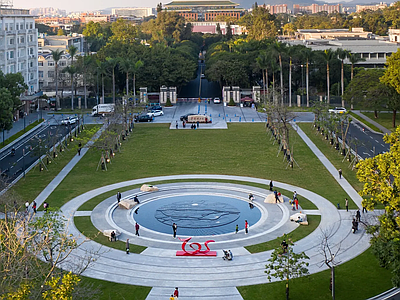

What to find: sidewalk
left=352, top=110, right=391, bottom=135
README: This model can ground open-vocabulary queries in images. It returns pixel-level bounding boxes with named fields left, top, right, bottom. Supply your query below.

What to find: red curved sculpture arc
left=176, top=237, right=217, bottom=256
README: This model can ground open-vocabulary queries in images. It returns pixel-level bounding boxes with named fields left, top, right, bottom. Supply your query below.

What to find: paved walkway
left=21, top=120, right=386, bottom=300
left=352, top=111, right=391, bottom=135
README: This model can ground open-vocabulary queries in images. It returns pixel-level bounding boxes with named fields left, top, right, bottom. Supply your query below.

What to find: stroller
left=222, top=250, right=233, bottom=261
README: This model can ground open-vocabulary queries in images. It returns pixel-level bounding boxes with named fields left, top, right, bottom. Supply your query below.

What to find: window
left=30, top=61, right=33, bottom=68
left=29, top=48, right=33, bottom=55
left=59, top=61, right=66, bottom=67
left=39, top=71, right=43, bottom=78
left=9, top=38, right=14, bottom=45
left=38, top=61, right=43, bottom=66
left=20, top=37, right=25, bottom=43
left=48, top=61, right=54, bottom=66
left=9, top=51, right=14, bottom=59
left=30, top=73, right=34, bottom=80
left=5, top=23, right=8, bottom=30
left=16, top=24, right=19, bottom=30
left=30, top=23, right=33, bottom=29
left=48, top=71, right=55, bottom=78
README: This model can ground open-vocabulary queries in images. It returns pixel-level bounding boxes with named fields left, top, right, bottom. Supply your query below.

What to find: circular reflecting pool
left=133, top=194, right=262, bottom=236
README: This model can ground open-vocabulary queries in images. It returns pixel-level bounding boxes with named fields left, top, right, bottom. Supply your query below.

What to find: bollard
left=229, top=118, right=231, bottom=122
left=235, top=114, right=236, bottom=117
left=239, top=117, right=241, bottom=122
left=226, top=114, right=228, bottom=117
left=219, top=113, right=220, bottom=117
left=252, top=119, right=254, bottom=122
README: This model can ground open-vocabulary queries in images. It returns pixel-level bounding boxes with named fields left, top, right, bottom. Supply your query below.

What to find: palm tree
left=96, top=59, right=107, bottom=104
left=301, top=48, right=313, bottom=108
left=132, top=59, right=144, bottom=105
left=256, top=51, right=269, bottom=103
left=348, top=52, right=365, bottom=109
left=67, top=45, right=78, bottom=110
left=287, top=45, right=296, bottom=107
left=118, top=58, right=133, bottom=101
left=336, top=48, right=350, bottom=107
left=269, top=59, right=280, bottom=105
left=106, top=57, right=118, bottom=104
left=271, top=41, right=287, bottom=105
left=322, top=49, right=335, bottom=105
left=63, top=66, right=76, bottom=110
left=51, top=49, right=63, bottom=110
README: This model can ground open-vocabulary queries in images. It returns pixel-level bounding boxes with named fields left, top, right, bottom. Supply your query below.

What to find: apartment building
left=38, top=50, right=73, bottom=90
left=293, top=3, right=343, bottom=14
left=0, top=8, right=38, bottom=94
left=38, top=34, right=85, bottom=53
left=266, top=4, right=288, bottom=14
left=111, top=7, right=155, bottom=18
left=356, top=2, right=387, bottom=12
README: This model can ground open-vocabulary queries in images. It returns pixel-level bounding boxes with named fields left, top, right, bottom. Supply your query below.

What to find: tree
left=118, top=58, right=133, bottom=100
left=271, top=41, right=287, bottom=104
left=343, top=69, right=388, bottom=118
left=57, top=28, right=65, bottom=36
left=0, top=87, right=14, bottom=133
left=67, top=45, right=78, bottom=110
left=0, top=71, right=27, bottom=111
left=216, top=23, right=222, bottom=36
left=336, top=48, right=349, bottom=106
left=238, top=5, right=277, bottom=40
left=301, top=47, right=313, bottom=107
left=96, top=60, right=107, bottom=104
left=357, top=127, right=400, bottom=286
left=322, top=49, right=335, bottom=104
left=106, top=57, right=118, bottom=104
left=225, top=22, right=233, bottom=40
left=132, top=59, right=144, bottom=104
left=51, top=50, right=63, bottom=110
left=265, top=235, right=310, bottom=300
left=256, top=51, right=269, bottom=102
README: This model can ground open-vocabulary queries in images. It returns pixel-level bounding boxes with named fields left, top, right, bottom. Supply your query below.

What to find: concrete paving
left=21, top=112, right=385, bottom=300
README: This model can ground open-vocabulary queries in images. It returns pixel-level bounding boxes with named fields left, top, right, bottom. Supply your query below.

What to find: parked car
left=148, top=110, right=164, bottom=117
left=149, top=105, right=162, bottom=111
left=201, top=74, right=205, bottom=79
left=213, top=97, right=221, bottom=104
left=328, top=107, right=347, bottom=114
left=180, top=113, right=196, bottom=121
left=135, top=115, right=153, bottom=122
left=61, top=116, right=78, bottom=125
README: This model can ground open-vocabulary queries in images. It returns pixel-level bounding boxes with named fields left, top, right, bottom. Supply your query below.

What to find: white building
left=38, top=33, right=85, bottom=52
left=0, top=8, right=38, bottom=94
left=111, top=7, right=154, bottom=18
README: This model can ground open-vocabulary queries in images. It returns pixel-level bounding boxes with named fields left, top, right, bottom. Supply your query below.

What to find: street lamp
left=22, top=148, right=25, bottom=178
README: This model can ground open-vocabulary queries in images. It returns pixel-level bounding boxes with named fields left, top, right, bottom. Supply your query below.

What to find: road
left=0, top=122, right=78, bottom=184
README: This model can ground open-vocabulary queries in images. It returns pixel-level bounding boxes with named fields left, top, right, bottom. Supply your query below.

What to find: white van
left=92, top=104, right=115, bottom=116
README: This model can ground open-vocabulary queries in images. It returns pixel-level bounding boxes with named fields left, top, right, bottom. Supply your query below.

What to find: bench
left=103, top=229, right=121, bottom=241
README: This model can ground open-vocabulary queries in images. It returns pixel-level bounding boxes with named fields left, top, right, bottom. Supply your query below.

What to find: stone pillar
left=297, top=95, right=301, bottom=107
left=160, top=86, right=167, bottom=104
left=222, top=86, right=230, bottom=104
left=232, top=86, right=240, bottom=103
left=140, top=87, right=148, bottom=103
left=169, top=87, right=177, bottom=104
left=252, top=86, right=261, bottom=103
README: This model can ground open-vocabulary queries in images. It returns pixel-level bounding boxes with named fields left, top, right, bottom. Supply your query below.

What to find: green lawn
left=362, top=111, right=400, bottom=132
left=1, top=119, right=44, bottom=149
left=238, top=247, right=393, bottom=300
left=74, top=216, right=146, bottom=253
left=245, top=215, right=321, bottom=253
left=40, top=123, right=351, bottom=210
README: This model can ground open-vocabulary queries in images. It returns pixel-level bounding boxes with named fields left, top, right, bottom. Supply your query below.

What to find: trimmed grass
left=362, top=111, right=399, bottom=132
left=245, top=215, right=321, bottom=253
left=349, top=112, right=382, bottom=133
left=11, top=125, right=101, bottom=207
left=42, top=123, right=351, bottom=211
left=74, top=216, right=147, bottom=253
left=238, top=247, right=393, bottom=300
left=299, top=123, right=362, bottom=209
left=1, top=119, right=44, bottom=149
left=80, top=276, right=151, bottom=300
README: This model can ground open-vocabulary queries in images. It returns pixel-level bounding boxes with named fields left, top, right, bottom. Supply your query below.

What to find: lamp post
left=96, top=69, right=99, bottom=106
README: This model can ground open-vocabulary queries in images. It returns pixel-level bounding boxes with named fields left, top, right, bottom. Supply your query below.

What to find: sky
left=13, top=0, right=160, bottom=12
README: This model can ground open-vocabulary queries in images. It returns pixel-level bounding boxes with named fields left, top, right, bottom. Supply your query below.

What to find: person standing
left=25, top=201, right=29, bottom=213
left=269, top=180, right=273, bottom=191
left=126, top=239, right=130, bottom=254
left=338, top=168, right=342, bottom=179
left=172, top=223, right=177, bottom=238
left=294, top=198, right=299, bottom=210
left=356, top=209, right=361, bottom=222
left=32, top=201, right=37, bottom=213
left=135, top=222, right=140, bottom=236
left=362, top=205, right=367, bottom=213
left=293, top=191, right=297, bottom=202
left=235, top=224, right=239, bottom=234
left=173, top=287, right=179, bottom=299
left=170, top=295, right=175, bottom=300
left=245, top=220, right=249, bottom=234
left=345, top=198, right=349, bottom=212
left=117, top=191, right=121, bottom=203
left=43, top=202, right=49, bottom=212
left=134, top=195, right=139, bottom=203
left=176, top=121, right=178, bottom=129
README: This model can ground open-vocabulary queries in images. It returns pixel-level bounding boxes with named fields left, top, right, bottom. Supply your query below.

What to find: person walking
left=293, top=191, right=297, bottom=202
left=235, top=224, right=239, bottom=234
left=173, top=287, right=179, bottom=299
left=135, top=222, right=140, bottom=236
left=176, top=121, right=178, bottom=129
left=362, top=205, right=367, bottom=213
left=269, top=180, right=273, bottom=191
left=356, top=209, right=361, bottom=222
left=345, top=198, right=349, bottom=212
left=294, top=198, right=299, bottom=210
left=32, top=201, right=37, bottom=213
left=172, top=223, right=177, bottom=238
left=126, top=239, right=130, bottom=254
left=77, top=147, right=81, bottom=156
left=245, top=220, right=249, bottom=234
left=25, top=201, right=29, bottom=213
left=274, top=190, right=280, bottom=203
left=116, top=191, right=121, bottom=203
left=338, top=168, right=342, bottom=179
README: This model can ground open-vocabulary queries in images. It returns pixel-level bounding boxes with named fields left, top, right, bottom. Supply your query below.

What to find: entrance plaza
left=61, top=175, right=377, bottom=300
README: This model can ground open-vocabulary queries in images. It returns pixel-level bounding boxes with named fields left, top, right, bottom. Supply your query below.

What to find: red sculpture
left=176, top=237, right=217, bottom=256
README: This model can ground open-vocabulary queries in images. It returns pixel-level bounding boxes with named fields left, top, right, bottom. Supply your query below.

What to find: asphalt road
left=0, top=123, right=77, bottom=184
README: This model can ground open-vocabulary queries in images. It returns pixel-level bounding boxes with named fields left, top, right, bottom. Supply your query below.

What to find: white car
left=328, top=107, right=347, bottom=114
left=147, top=110, right=164, bottom=117
left=213, top=97, right=221, bottom=104
left=61, top=117, right=78, bottom=125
